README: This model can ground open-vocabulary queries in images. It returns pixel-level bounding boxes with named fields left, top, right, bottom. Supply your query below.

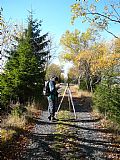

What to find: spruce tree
left=17, top=14, right=50, bottom=103
left=1, top=13, right=50, bottom=108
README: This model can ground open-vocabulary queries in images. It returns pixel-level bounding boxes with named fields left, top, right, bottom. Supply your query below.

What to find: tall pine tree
left=16, top=13, right=50, bottom=103
left=1, top=13, right=50, bottom=108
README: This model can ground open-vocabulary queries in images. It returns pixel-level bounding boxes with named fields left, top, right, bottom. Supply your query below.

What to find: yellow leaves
left=60, top=29, right=80, bottom=46
left=91, top=52, right=120, bottom=74
left=80, top=28, right=93, bottom=42
left=63, top=53, right=74, bottom=61
left=75, top=44, right=119, bottom=75
left=114, top=38, right=120, bottom=54
left=77, top=50, right=93, bottom=62
left=60, top=28, right=119, bottom=76
left=71, top=3, right=81, bottom=24
left=109, top=53, right=120, bottom=62
left=98, top=44, right=107, bottom=54
left=0, top=22, right=4, bottom=26
left=1, top=129, right=16, bottom=142
left=71, top=3, right=80, bottom=10
left=68, top=66, right=79, bottom=80
left=82, top=12, right=86, bottom=16
left=74, top=29, right=80, bottom=36
left=60, top=30, right=81, bottom=61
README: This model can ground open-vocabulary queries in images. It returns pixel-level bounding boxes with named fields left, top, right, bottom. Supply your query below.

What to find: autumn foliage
left=60, top=28, right=120, bottom=125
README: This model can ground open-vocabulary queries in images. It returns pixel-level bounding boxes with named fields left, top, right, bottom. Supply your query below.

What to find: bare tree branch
left=111, top=4, right=120, bottom=18
left=104, top=28, right=119, bottom=39
left=87, top=11, right=120, bottom=23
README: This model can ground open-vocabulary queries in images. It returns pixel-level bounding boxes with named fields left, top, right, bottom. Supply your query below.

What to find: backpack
left=43, top=81, right=50, bottom=96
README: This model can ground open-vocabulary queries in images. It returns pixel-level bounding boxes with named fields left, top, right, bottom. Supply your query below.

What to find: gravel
left=20, top=93, right=120, bottom=160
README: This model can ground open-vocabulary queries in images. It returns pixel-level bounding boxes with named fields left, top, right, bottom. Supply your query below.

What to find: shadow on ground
left=20, top=118, right=120, bottom=160
left=57, top=94, right=92, bottom=113
left=1, top=113, right=120, bottom=160
left=1, top=92, right=120, bottom=160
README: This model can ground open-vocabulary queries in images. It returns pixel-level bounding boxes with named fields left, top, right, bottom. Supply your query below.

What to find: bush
left=93, top=80, right=120, bottom=125
left=10, top=104, right=27, bottom=117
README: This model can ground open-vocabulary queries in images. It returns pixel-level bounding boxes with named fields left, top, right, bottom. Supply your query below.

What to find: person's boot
left=52, top=117, right=58, bottom=121
left=48, top=115, right=51, bottom=121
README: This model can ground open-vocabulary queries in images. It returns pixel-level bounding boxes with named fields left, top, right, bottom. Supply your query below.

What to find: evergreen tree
left=1, top=13, right=50, bottom=109
left=17, top=14, right=50, bottom=103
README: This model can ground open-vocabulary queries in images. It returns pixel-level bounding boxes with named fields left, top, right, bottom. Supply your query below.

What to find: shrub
left=93, top=80, right=120, bottom=125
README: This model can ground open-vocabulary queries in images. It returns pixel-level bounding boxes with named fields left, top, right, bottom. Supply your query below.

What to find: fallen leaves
left=1, top=133, right=29, bottom=159
left=1, top=129, right=16, bottom=142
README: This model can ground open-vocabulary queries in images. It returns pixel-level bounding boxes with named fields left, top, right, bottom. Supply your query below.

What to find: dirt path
left=19, top=85, right=120, bottom=160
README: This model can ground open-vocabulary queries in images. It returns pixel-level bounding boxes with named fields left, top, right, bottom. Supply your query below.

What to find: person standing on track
left=47, top=76, right=59, bottom=121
